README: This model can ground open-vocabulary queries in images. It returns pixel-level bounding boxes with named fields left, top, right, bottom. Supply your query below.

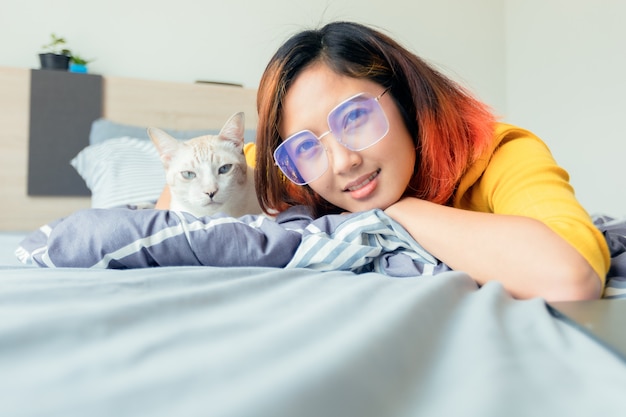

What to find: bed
left=2, top=66, right=626, bottom=417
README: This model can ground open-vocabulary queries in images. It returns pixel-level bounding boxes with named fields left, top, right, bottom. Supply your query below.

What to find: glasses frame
left=274, top=88, right=390, bottom=185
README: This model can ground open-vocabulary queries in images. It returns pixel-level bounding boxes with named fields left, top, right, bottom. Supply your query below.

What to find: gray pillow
left=89, top=118, right=256, bottom=145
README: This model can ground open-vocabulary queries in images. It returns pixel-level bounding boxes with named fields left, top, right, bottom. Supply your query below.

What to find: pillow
left=89, top=118, right=257, bottom=145
left=70, top=137, right=166, bottom=209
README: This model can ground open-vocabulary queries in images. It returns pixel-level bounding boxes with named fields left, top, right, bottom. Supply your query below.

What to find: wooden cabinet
left=0, top=67, right=91, bottom=231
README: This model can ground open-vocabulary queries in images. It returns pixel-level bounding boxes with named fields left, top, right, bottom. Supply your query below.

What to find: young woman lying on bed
left=159, top=21, right=609, bottom=301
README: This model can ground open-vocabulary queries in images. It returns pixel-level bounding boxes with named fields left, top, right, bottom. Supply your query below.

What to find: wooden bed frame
left=0, top=66, right=258, bottom=231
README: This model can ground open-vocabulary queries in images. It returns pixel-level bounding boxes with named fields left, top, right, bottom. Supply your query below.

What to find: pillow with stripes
left=70, top=137, right=165, bottom=209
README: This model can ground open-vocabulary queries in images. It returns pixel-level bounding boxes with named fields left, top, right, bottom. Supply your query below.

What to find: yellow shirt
left=454, top=123, right=609, bottom=285
left=244, top=143, right=256, bottom=168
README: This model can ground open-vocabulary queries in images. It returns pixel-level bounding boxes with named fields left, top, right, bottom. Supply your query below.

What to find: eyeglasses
left=273, top=89, right=390, bottom=185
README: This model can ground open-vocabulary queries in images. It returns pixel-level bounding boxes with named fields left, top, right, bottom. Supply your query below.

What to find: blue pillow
left=89, top=118, right=256, bottom=145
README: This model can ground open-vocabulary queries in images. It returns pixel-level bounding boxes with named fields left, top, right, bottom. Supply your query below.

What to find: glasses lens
left=273, top=130, right=329, bottom=185
left=274, top=91, right=389, bottom=186
left=328, top=93, right=389, bottom=151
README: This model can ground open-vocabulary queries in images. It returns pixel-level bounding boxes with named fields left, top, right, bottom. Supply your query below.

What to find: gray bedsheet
left=1, top=264, right=625, bottom=417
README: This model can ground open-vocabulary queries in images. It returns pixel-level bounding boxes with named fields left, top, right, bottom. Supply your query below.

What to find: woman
left=253, top=21, right=609, bottom=301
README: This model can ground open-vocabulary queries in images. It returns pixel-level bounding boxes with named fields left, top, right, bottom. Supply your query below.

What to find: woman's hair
left=255, top=21, right=495, bottom=218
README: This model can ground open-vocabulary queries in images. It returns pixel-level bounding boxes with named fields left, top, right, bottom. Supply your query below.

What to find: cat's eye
left=181, top=171, right=196, bottom=180
left=218, top=164, right=232, bottom=175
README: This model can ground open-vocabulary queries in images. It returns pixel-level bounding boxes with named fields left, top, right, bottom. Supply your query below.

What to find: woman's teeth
left=345, top=169, right=380, bottom=191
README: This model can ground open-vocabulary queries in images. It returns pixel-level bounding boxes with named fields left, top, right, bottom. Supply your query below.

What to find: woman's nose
left=323, top=135, right=362, bottom=175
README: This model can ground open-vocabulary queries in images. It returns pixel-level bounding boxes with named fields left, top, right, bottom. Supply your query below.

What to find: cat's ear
left=147, top=127, right=179, bottom=167
left=218, top=112, right=245, bottom=148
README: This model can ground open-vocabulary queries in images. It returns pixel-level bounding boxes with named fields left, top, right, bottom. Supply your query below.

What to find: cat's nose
left=207, top=191, right=217, bottom=199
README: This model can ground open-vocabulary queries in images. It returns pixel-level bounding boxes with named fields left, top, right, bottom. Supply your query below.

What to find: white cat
left=147, top=112, right=261, bottom=218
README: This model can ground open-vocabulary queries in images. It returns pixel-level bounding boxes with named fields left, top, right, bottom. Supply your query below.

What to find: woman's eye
left=218, top=164, right=232, bottom=175
left=181, top=171, right=196, bottom=180
left=341, top=107, right=370, bottom=132
left=294, top=138, right=322, bottom=158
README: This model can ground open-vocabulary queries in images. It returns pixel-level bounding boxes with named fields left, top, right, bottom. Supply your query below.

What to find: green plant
left=70, top=53, right=94, bottom=65
left=41, top=33, right=71, bottom=56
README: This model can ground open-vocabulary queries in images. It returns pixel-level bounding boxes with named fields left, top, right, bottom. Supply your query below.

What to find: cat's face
left=148, top=112, right=250, bottom=216
left=165, top=136, right=247, bottom=212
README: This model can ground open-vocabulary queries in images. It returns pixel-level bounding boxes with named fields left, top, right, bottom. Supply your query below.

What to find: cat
left=147, top=112, right=261, bottom=218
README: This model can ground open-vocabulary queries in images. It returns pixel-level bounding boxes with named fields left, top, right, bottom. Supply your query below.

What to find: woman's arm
left=382, top=129, right=608, bottom=302
left=385, top=198, right=601, bottom=301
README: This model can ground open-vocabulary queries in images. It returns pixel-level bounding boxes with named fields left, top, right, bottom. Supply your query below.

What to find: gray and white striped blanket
left=15, top=205, right=626, bottom=298
left=16, top=206, right=450, bottom=276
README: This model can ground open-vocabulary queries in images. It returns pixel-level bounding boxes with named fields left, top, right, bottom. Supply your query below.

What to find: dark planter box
left=39, top=53, right=70, bottom=70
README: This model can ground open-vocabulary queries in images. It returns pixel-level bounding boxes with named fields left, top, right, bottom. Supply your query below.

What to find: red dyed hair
left=255, top=22, right=495, bottom=217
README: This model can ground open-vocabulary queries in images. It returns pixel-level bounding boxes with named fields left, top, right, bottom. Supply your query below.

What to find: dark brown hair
left=255, top=21, right=495, bottom=218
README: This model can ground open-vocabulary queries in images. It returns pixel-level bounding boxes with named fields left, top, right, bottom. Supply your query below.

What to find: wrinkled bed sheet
left=1, top=266, right=625, bottom=417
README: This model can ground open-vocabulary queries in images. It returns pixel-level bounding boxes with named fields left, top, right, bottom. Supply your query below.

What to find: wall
left=505, top=0, right=626, bottom=216
left=2, top=0, right=624, bottom=216
left=0, top=0, right=505, bottom=111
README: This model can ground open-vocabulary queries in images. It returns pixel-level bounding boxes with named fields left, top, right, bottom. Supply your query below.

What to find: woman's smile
left=343, top=169, right=381, bottom=199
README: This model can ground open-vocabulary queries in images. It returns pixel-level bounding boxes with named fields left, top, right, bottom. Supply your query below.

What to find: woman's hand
left=384, top=197, right=602, bottom=301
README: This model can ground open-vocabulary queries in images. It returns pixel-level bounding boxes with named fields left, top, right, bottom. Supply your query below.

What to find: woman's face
left=279, top=62, right=416, bottom=212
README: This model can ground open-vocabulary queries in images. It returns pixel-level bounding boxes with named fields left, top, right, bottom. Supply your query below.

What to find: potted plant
left=69, top=53, right=94, bottom=73
left=39, top=33, right=72, bottom=70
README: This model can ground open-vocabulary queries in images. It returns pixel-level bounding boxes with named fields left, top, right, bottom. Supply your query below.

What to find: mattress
left=1, top=230, right=626, bottom=417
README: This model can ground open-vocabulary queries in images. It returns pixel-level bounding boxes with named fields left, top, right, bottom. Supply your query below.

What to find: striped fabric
left=70, top=137, right=166, bottom=208
left=594, top=215, right=626, bottom=299
left=16, top=206, right=447, bottom=276
left=287, top=210, right=450, bottom=276
left=15, top=205, right=625, bottom=298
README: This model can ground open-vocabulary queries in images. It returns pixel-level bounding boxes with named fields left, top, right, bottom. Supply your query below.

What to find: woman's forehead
left=280, top=64, right=381, bottom=137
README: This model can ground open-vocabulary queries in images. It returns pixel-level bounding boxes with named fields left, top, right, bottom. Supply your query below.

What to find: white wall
left=505, top=0, right=626, bottom=216
left=0, top=0, right=504, bottom=110
left=2, top=0, right=624, bottom=215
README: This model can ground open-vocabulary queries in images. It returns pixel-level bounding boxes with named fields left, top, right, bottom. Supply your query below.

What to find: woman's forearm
left=384, top=197, right=601, bottom=301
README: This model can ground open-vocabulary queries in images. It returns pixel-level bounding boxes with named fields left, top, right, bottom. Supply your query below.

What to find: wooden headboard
left=0, top=66, right=258, bottom=231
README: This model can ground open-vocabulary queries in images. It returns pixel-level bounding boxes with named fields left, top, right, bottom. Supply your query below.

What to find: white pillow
left=70, top=137, right=166, bottom=209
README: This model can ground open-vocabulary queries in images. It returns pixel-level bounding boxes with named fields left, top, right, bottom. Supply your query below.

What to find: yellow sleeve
left=457, top=127, right=610, bottom=286
left=244, top=142, right=256, bottom=168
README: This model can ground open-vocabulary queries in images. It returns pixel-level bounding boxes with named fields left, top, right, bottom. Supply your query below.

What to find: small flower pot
left=39, top=53, right=70, bottom=71
left=69, top=63, right=88, bottom=73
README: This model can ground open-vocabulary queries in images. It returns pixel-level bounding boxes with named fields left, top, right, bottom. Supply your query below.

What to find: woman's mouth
left=343, top=169, right=381, bottom=199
